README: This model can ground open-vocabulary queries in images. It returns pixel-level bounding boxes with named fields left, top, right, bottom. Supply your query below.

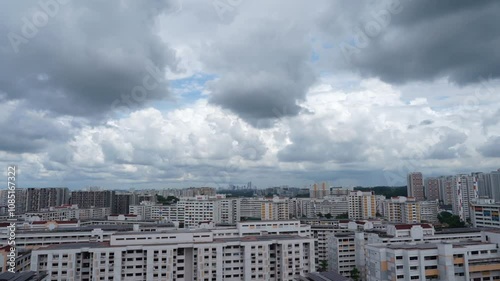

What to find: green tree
left=318, top=260, right=328, bottom=272
left=324, top=213, right=333, bottom=219
left=437, top=211, right=465, bottom=228
left=317, top=212, right=324, bottom=218
left=350, top=267, right=360, bottom=281
left=156, top=195, right=179, bottom=205
left=335, top=212, right=349, bottom=219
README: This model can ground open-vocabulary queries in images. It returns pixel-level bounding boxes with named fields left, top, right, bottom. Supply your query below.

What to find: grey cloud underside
left=332, top=0, right=500, bottom=85
left=0, top=0, right=179, bottom=154
left=477, top=136, right=500, bottom=158
left=205, top=22, right=315, bottom=127
left=0, top=1, right=177, bottom=119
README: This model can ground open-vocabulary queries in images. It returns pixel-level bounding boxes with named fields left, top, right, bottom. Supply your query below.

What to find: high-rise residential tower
left=407, top=172, right=424, bottom=201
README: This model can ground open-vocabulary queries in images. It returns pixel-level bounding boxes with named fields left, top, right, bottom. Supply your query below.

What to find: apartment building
left=30, top=222, right=315, bottom=281
left=348, top=191, right=376, bottom=220
left=383, top=197, right=421, bottom=224
left=0, top=246, right=31, bottom=273
left=327, top=233, right=356, bottom=277
left=0, top=188, right=27, bottom=215
left=261, top=198, right=289, bottom=221
left=25, top=187, right=69, bottom=212
left=451, top=174, right=478, bottom=221
left=310, top=182, right=329, bottom=199
left=0, top=224, right=160, bottom=250
left=240, top=197, right=289, bottom=221
left=407, top=172, right=424, bottom=201
left=240, top=198, right=263, bottom=219
left=113, top=193, right=132, bottom=214
left=328, top=223, right=483, bottom=280
left=439, top=176, right=454, bottom=205
left=365, top=239, right=500, bottom=281
left=307, top=223, right=351, bottom=270
left=129, top=202, right=184, bottom=222
left=180, top=195, right=240, bottom=228
left=70, top=190, right=115, bottom=209
left=470, top=198, right=500, bottom=228
left=24, top=205, right=110, bottom=221
left=425, top=177, right=440, bottom=201
left=291, top=198, right=349, bottom=219
left=420, top=200, right=439, bottom=224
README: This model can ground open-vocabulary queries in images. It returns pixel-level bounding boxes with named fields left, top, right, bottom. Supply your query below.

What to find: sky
left=1, top=0, right=499, bottom=189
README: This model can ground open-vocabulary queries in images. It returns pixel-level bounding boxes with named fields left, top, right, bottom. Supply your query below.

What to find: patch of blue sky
left=152, top=73, right=218, bottom=112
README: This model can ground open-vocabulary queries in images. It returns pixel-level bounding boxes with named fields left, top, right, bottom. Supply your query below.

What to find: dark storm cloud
left=325, top=0, right=500, bottom=85
left=477, top=136, right=500, bottom=158
left=0, top=1, right=177, bottom=119
left=205, top=22, right=315, bottom=127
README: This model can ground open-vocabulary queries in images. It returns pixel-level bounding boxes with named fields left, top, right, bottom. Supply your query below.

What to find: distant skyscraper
left=407, top=172, right=424, bottom=201
left=425, top=177, right=440, bottom=201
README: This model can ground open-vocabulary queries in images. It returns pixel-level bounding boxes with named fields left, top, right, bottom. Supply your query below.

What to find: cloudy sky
left=1, top=0, right=499, bottom=189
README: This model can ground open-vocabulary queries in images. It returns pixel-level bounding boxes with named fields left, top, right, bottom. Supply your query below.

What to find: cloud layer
left=1, top=0, right=499, bottom=188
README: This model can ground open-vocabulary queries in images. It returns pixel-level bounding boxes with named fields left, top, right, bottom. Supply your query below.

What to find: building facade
left=407, top=173, right=424, bottom=201
left=348, top=191, right=376, bottom=220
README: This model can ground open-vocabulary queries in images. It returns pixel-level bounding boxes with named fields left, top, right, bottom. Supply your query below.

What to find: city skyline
left=2, top=1, right=500, bottom=189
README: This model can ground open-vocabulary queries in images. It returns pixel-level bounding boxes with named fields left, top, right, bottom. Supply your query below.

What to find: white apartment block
left=309, top=224, right=352, bottom=271
left=240, top=198, right=263, bottom=219
left=0, top=222, right=175, bottom=250
left=327, top=223, right=484, bottom=280
left=383, top=197, right=421, bottom=224
left=24, top=206, right=110, bottom=221
left=470, top=198, right=500, bottom=228
left=30, top=221, right=315, bottom=281
left=383, top=197, right=439, bottom=224
left=348, top=191, right=376, bottom=220
left=261, top=199, right=289, bottom=221
left=129, top=202, right=184, bottom=222
left=452, top=174, right=478, bottom=221
left=420, top=200, right=439, bottom=224
left=365, top=239, right=500, bottom=281
left=291, top=198, right=349, bottom=219
left=130, top=195, right=240, bottom=228
left=240, top=197, right=289, bottom=221
left=328, top=233, right=356, bottom=277
left=180, top=195, right=240, bottom=228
